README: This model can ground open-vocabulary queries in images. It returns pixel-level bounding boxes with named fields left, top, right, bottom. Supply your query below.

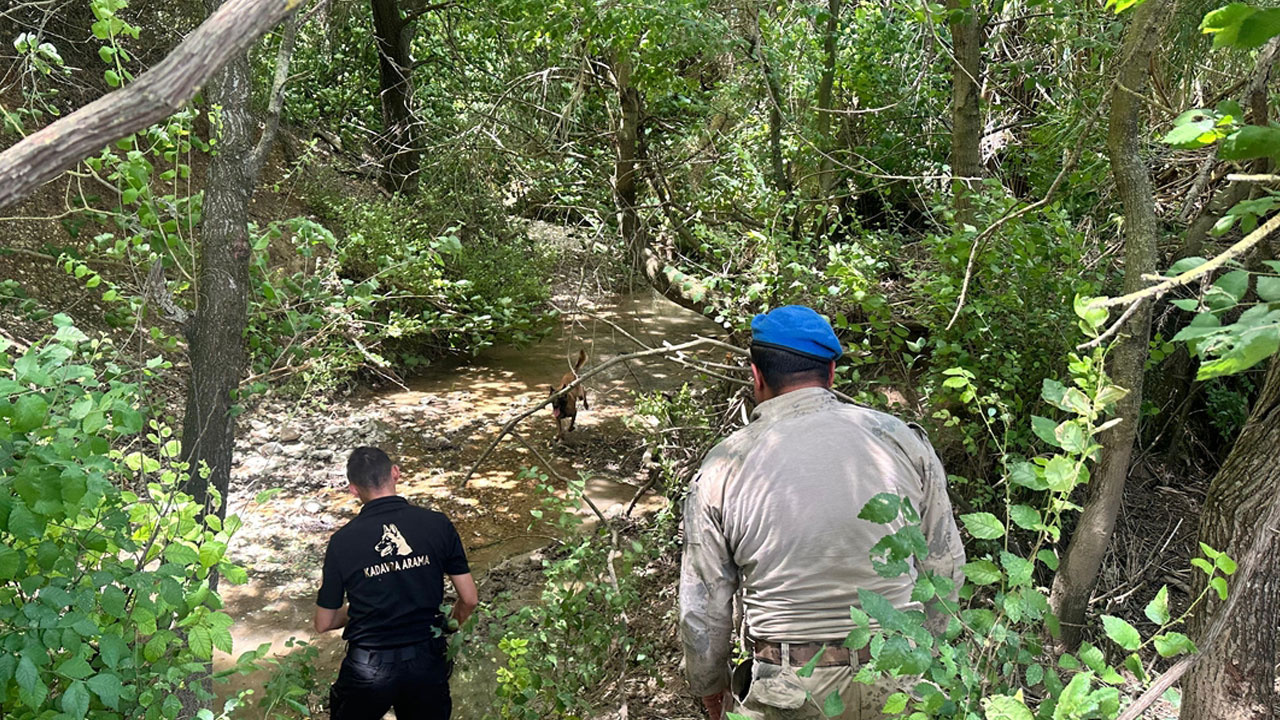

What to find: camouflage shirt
left=678, top=387, right=965, bottom=696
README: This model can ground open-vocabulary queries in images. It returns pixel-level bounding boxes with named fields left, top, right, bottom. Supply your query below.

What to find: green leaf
left=1043, top=456, right=1080, bottom=492
left=983, top=694, right=1035, bottom=720
left=1153, top=631, right=1196, bottom=657
left=1009, top=462, right=1048, bottom=491
left=882, top=692, right=910, bottom=714
left=12, top=394, right=49, bottom=433
left=199, top=541, right=227, bottom=569
left=1009, top=505, right=1042, bottom=530
left=1196, top=324, right=1280, bottom=380
left=1031, top=416, right=1061, bottom=448
left=87, top=672, right=123, bottom=710
left=164, top=542, right=199, bottom=566
left=1101, top=615, right=1142, bottom=651
left=1000, top=551, right=1034, bottom=587
left=1257, top=275, right=1280, bottom=302
left=858, top=493, right=901, bottom=524
left=1145, top=585, right=1171, bottom=625
left=1162, top=118, right=1217, bottom=148
left=0, top=542, right=22, bottom=580
left=100, top=633, right=129, bottom=669
left=16, top=654, right=38, bottom=692
left=1211, top=576, right=1229, bottom=600
left=1169, top=256, right=1209, bottom=275
left=1217, top=553, right=1239, bottom=575
left=1214, top=270, right=1251, bottom=302
left=55, top=656, right=93, bottom=680
left=821, top=688, right=845, bottom=717
left=61, top=679, right=90, bottom=718
left=1220, top=125, right=1280, bottom=161
left=962, top=559, right=1002, bottom=586
left=1038, top=549, right=1060, bottom=571
left=189, top=625, right=213, bottom=660
left=961, top=512, right=1006, bottom=539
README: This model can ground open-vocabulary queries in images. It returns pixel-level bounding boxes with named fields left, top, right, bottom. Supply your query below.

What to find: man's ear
left=827, top=361, right=836, bottom=388
left=347, top=483, right=360, bottom=498
left=750, top=363, right=766, bottom=395
left=390, top=465, right=401, bottom=483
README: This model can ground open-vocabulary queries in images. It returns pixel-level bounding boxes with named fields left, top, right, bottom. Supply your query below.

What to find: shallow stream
left=214, top=290, right=727, bottom=716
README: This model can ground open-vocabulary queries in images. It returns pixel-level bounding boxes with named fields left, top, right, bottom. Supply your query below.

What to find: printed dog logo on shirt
left=375, top=523, right=414, bottom=557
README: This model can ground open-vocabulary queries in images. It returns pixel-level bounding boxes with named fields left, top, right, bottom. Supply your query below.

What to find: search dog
left=549, top=350, right=588, bottom=440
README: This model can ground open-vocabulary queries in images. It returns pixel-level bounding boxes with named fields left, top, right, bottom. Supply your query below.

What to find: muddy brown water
left=214, top=291, right=728, bottom=717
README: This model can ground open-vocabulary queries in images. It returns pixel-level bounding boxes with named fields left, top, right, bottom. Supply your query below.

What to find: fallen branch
left=0, top=0, right=305, bottom=211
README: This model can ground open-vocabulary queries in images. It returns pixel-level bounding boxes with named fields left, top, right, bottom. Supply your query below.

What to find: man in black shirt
left=314, top=447, right=478, bottom=720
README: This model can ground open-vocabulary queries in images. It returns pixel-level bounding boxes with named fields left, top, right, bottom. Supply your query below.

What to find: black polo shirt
left=317, top=496, right=470, bottom=648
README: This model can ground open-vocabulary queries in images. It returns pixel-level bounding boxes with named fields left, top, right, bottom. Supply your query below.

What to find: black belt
left=347, top=641, right=434, bottom=665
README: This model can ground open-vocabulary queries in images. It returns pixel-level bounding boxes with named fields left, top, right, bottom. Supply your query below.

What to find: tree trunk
left=0, top=0, right=303, bottom=212
left=947, top=0, right=983, bottom=226
left=1180, top=356, right=1280, bottom=720
left=614, top=58, right=643, bottom=274
left=747, top=9, right=789, bottom=194
left=814, top=0, right=840, bottom=201
left=370, top=0, right=419, bottom=194
left=1048, top=0, right=1171, bottom=651
left=181, top=2, right=298, bottom=518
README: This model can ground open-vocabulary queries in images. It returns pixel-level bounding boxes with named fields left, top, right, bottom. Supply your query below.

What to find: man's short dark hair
left=347, top=447, right=393, bottom=488
left=750, top=343, right=831, bottom=391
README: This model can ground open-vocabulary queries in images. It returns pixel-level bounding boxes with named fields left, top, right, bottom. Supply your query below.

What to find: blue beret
left=750, top=305, right=843, bottom=361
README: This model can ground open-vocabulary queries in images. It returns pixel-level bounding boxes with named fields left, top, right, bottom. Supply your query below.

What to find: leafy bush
left=0, top=318, right=249, bottom=718
left=472, top=468, right=659, bottom=720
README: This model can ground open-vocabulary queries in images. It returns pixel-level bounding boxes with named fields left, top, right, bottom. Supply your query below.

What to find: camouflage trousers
left=731, top=653, right=901, bottom=720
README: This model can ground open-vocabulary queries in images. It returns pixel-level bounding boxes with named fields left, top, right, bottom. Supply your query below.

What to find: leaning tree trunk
left=1180, top=356, right=1280, bottom=720
left=1048, top=0, right=1171, bottom=651
left=370, top=0, right=419, bottom=194
left=947, top=0, right=983, bottom=226
left=614, top=58, right=643, bottom=274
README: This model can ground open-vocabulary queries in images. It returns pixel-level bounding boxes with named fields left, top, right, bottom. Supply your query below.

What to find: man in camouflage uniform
left=679, top=305, right=965, bottom=720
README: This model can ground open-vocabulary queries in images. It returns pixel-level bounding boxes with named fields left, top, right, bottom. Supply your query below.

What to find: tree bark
left=0, top=0, right=303, bottom=212
left=947, top=0, right=983, bottom=226
left=1048, top=0, right=1172, bottom=651
left=370, top=0, right=419, bottom=194
left=1180, top=356, right=1280, bottom=720
left=614, top=58, right=643, bottom=274
left=181, top=4, right=299, bottom=516
left=747, top=9, right=789, bottom=194
left=814, top=0, right=840, bottom=200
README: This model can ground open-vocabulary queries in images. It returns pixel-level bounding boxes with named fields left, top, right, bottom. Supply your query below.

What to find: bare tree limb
left=0, top=0, right=305, bottom=212
left=247, top=7, right=306, bottom=176
left=1093, top=210, right=1280, bottom=313
left=460, top=336, right=733, bottom=487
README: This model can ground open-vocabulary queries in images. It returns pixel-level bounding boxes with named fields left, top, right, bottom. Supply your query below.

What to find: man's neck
left=758, top=380, right=830, bottom=403
left=358, top=487, right=398, bottom=504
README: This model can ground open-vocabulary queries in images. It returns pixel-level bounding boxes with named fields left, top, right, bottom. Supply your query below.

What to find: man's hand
left=701, top=689, right=732, bottom=720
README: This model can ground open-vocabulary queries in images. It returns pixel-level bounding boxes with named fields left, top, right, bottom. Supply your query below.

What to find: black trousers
left=329, top=641, right=452, bottom=720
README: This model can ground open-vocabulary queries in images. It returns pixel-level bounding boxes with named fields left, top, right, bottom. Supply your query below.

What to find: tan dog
left=549, top=350, right=588, bottom=439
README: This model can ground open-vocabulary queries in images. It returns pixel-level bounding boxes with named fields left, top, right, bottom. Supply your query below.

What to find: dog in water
left=549, top=349, right=589, bottom=439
